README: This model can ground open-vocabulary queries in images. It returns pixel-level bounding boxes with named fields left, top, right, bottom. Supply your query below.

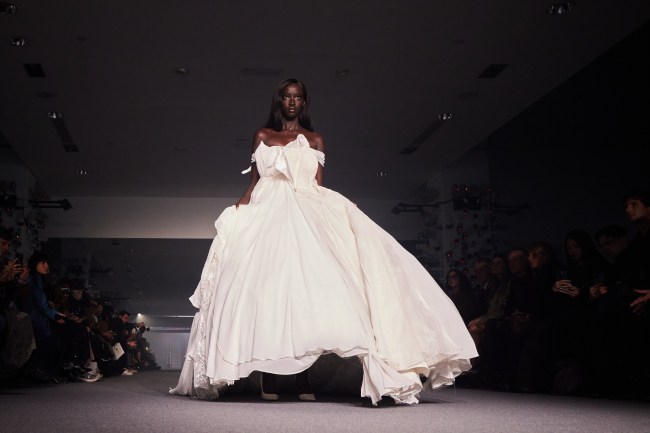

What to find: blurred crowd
left=0, top=231, right=160, bottom=386
left=445, top=190, right=650, bottom=399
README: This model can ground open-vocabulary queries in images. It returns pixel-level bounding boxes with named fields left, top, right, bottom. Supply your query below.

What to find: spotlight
left=48, top=111, right=63, bottom=119
left=547, top=2, right=573, bottom=15
left=438, top=113, right=453, bottom=121
left=10, top=37, right=26, bottom=46
left=0, top=2, right=17, bottom=14
left=30, top=199, right=73, bottom=211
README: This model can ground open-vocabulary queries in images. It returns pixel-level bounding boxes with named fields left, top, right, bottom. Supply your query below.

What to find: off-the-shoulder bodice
left=244, top=134, right=324, bottom=190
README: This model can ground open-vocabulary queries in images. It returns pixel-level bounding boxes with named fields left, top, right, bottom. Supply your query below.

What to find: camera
left=126, top=322, right=150, bottom=334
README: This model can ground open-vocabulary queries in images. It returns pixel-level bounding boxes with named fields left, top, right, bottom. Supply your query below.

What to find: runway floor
left=2, top=370, right=648, bottom=433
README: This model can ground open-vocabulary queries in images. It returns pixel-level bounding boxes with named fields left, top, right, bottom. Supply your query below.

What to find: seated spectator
left=473, top=258, right=499, bottom=314
left=0, top=227, right=48, bottom=383
left=16, top=252, right=65, bottom=378
left=546, top=230, right=608, bottom=394
left=480, top=248, right=549, bottom=392
left=56, top=279, right=100, bottom=382
left=109, top=310, right=137, bottom=375
left=586, top=192, right=650, bottom=397
left=490, top=254, right=511, bottom=287
left=468, top=254, right=512, bottom=350
left=444, top=269, right=481, bottom=325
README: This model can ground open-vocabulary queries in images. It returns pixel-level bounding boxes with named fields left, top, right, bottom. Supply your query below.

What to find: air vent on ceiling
left=478, top=64, right=508, bottom=79
left=48, top=112, right=79, bottom=152
left=399, top=118, right=448, bottom=155
left=24, top=63, right=46, bottom=77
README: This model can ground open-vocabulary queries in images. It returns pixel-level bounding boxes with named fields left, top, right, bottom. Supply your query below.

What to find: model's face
left=625, top=198, right=650, bottom=223
left=566, top=238, right=582, bottom=261
left=280, top=84, right=304, bottom=119
left=36, top=261, right=49, bottom=275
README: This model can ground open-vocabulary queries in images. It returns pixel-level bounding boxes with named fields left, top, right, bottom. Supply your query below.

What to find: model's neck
left=282, top=119, right=301, bottom=132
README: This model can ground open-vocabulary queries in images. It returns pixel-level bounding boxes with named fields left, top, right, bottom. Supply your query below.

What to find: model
left=170, top=78, right=477, bottom=405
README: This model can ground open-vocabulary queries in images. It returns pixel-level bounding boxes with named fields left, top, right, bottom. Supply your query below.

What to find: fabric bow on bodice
left=241, top=134, right=325, bottom=191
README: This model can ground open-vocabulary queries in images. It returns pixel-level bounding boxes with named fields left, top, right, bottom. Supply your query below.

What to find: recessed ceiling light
left=547, top=2, right=573, bottom=15
left=10, top=37, right=26, bottom=46
left=0, top=2, right=17, bottom=14
left=75, top=169, right=88, bottom=176
left=335, top=68, right=351, bottom=76
left=48, top=111, right=63, bottom=119
left=439, top=113, right=453, bottom=121
left=176, top=68, right=189, bottom=75
left=376, top=170, right=389, bottom=177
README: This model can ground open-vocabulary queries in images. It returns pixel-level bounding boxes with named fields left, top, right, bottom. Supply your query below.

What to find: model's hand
left=236, top=197, right=250, bottom=208
left=630, top=289, right=650, bottom=315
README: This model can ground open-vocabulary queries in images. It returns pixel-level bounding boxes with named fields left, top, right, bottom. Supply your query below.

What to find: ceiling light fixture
left=10, top=37, right=26, bottom=46
left=48, top=111, right=63, bottom=119
left=175, top=68, right=189, bottom=75
left=547, top=2, right=573, bottom=15
left=30, top=199, right=73, bottom=211
left=75, top=169, right=88, bottom=176
left=376, top=170, right=389, bottom=177
left=438, top=113, right=453, bottom=121
left=0, top=2, right=17, bottom=14
left=335, top=68, right=351, bottom=76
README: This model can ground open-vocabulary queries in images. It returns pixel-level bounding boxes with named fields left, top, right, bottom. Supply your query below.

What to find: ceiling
left=2, top=1, right=649, bottom=202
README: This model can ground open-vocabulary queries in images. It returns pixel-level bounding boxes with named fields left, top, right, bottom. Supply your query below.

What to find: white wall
left=42, top=196, right=424, bottom=240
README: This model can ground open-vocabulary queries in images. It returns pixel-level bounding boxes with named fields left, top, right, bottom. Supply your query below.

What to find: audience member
left=473, top=258, right=499, bottom=313
left=0, top=228, right=48, bottom=383
left=16, top=252, right=65, bottom=377
left=467, top=254, right=511, bottom=351
left=444, top=269, right=481, bottom=325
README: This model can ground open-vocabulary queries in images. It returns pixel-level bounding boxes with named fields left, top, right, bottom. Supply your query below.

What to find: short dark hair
left=118, top=310, right=130, bottom=317
left=28, top=251, right=48, bottom=273
left=594, top=224, right=627, bottom=240
left=264, top=78, right=314, bottom=132
left=624, top=190, right=650, bottom=207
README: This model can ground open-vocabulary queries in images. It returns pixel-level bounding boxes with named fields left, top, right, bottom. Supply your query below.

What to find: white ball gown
left=170, top=134, right=478, bottom=404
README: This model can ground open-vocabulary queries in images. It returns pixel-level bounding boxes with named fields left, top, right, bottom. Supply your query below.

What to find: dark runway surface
left=2, top=371, right=648, bottom=433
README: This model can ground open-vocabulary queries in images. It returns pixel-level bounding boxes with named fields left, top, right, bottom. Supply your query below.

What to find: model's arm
left=312, top=134, right=325, bottom=187
left=236, top=130, right=265, bottom=207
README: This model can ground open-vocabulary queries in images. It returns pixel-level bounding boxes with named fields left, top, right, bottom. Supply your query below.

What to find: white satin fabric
left=170, top=134, right=477, bottom=404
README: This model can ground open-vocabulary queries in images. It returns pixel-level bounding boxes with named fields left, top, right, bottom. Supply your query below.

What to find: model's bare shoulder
left=305, top=131, right=325, bottom=152
left=253, top=128, right=272, bottom=151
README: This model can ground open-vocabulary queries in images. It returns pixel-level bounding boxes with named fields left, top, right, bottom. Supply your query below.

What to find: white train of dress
left=169, top=134, right=477, bottom=404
